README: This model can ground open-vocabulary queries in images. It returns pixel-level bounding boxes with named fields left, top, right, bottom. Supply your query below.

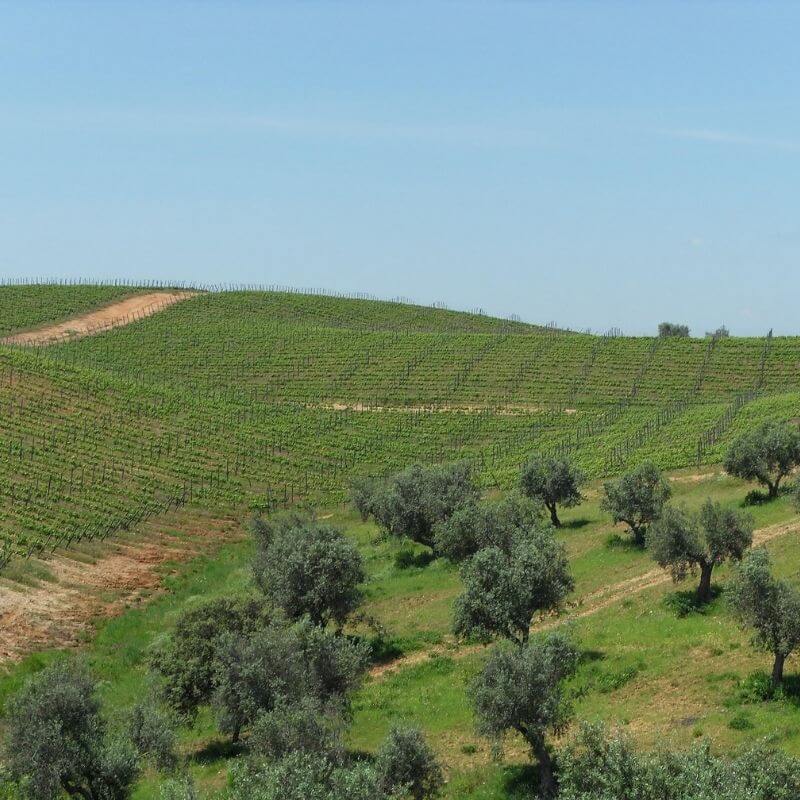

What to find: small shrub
left=159, top=776, right=199, bottom=800
left=739, top=672, right=781, bottom=703
left=728, top=711, right=754, bottom=730
left=597, top=665, right=640, bottom=694
left=375, top=724, right=443, bottom=800
left=663, top=587, right=721, bottom=618
left=127, top=699, right=178, bottom=772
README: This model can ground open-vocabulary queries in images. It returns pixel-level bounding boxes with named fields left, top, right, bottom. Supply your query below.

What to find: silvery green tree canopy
left=519, top=455, right=584, bottom=528
left=362, top=461, right=479, bottom=549
left=728, top=548, right=800, bottom=687
left=724, top=421, right=800, bottom=499
left=452, top=529, right=573, bottom=646
left=601, top=461, right=672, bottom=547
left=433, top=492, right=544, bottom=563
left=470, top=631, right=579, bottom=798
left=252, top=517, right=365, bottom=630
left=648, top=500, right=753, bottom=603
left=5, top=661, right=139, bottom=800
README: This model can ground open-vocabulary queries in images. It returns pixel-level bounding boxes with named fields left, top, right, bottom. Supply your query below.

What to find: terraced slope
left=0, top=284, right=798, bottom=564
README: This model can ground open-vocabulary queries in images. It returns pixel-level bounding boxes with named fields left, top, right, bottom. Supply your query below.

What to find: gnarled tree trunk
left=546, top=502, right=561, bottom=528
left=697, top=561, right=714, bottom=603
left=772, top=652, right=786, bottom=687
left=531, top=737, right=556, bottom=798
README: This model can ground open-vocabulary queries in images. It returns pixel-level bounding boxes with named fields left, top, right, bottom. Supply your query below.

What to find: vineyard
left=1, top=283, right=799, bottom=564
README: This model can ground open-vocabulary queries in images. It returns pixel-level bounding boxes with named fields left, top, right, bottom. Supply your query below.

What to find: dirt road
left=2, top=290, right=197, bottom=346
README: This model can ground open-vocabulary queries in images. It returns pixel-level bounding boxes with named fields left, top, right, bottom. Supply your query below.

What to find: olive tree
left=728, top=548, right=800, bottom=687
left=248, top=698, right=344, bottom=761
left=150, top=596, right=269, bottom=721
left=350, top=476, right=381, bottom=521
left=229, top=753, right=386, bottom=800
left=159, top=777, right=199, bottom=800
left=519, top=455, right=584, bottom=527
left=558, top=721, right=800, bottom=800
left=658, top=322, right=690, bottom=338
left=470, top=631, right=579, bottom=797
left=706, top=326, right=730, bottom=339
left=212, top=619, right=370, bottom=742
left=253, top=519, right=365, bottom=629
left=433, top=492, right=544, bottom=563
left=452, top=530, right=573, bottom=646
left=368, top=461, right=479, bottom=549
left=127, top=698, right=178, bottom=773
left=648, top=500, right=753, bottom=603
left=601, top=461, right=671, bottom=547
left=375, top=725, right=443, bottom=800
left=5, top=660, right=139, bottom=800
left=724, top=421, right=800, bottom=499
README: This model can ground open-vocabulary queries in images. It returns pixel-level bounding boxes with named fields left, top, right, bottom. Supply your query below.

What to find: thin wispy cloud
left=2, top=106, right=545, bottom=148
left=663, top=128, right=800, bottom=152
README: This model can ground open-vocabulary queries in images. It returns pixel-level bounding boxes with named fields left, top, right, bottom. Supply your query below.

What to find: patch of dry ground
left=317, top=402, right=577, bottom=415
left=0, top=508, right=241, bottom=664
left=1, top=291, right=197, bottom=346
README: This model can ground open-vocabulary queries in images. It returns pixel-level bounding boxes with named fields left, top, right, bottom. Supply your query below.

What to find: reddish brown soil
left=0, top=508, right=241, bottom=664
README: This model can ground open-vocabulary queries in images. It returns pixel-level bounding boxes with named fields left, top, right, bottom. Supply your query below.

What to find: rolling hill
left=0, top=283, right=798, bottom=564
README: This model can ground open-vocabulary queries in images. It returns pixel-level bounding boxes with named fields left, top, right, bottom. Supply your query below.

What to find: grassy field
left=1, top=283, right=800, bottom=798
left=2, top=470, right=799, bottom=799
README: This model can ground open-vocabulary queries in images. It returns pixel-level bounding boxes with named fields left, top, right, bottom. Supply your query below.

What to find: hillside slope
left=0, top=284, right=798, bottom=563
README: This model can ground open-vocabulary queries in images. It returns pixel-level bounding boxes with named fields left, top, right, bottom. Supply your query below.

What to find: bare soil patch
left=318, top=401, right=574, bottom=415
left=0, top=508, right=241, bottom=664
left=2, top=291, right=197, bottom=346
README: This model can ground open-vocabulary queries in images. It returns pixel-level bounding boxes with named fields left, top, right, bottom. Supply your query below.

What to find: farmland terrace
left=0, top=282, right=797, bottom=564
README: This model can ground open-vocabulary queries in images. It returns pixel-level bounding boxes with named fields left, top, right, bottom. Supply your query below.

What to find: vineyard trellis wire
left=1, top=285, right=799, bottom=565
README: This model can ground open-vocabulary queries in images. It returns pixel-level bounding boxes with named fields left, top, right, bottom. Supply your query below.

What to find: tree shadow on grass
left=743, top=489, right=774, bottom=507
left=604, top=533, right=643, bottom=552
left=394, top=549, right=437, bottom=569
left=562, top=518, right=591, bottom=531
left=579, top=649, right=606, bottom=665
left=192, top=736, right=244, bottom=765
left=738, top=671, right=800, bottom=707
left=364, top=633, right=405, bottom=664
left=662, top=585, right=722, bottom=618
left=502, top=764, right=539, bottom=799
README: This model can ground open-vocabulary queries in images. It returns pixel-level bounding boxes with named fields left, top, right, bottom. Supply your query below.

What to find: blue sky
left=1, top=2, right=799, bottom=335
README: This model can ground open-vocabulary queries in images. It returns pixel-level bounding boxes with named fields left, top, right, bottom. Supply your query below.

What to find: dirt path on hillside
left=370, top=518, right=800, bottom=680
left=0, top=509, right=241, bottom=664
left=1, top=291, right=197, bottom=346
left=315, top=402, right=577, bottom=415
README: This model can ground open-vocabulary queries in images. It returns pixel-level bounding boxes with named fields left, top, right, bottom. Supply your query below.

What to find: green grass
left=3, top=470, right=799, bottom=798
left=2, top=284, right=800, bottom=797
